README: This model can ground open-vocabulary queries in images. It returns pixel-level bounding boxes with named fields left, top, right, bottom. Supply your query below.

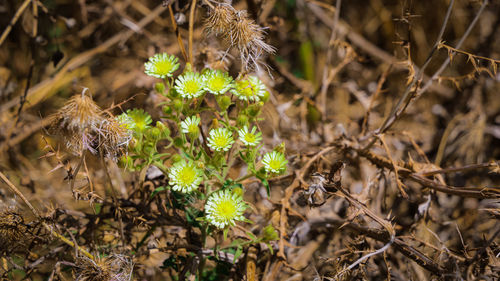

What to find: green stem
left=235, top=173, right=254, bottom=183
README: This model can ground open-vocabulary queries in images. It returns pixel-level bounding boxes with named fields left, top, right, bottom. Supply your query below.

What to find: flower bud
left=237, top=114, right=248, bottom=127
left=150, top=127, right=161, bottom=139
left=169, top=88, right=179, bottom=98
left=173, top=99, right=183, bottom=111
left=162, top=105, right=173, bottom=115
left=196, top=161, right=205, bottom=169
left=156, top=121, right=170, bottom=138
left=217, top=95, right=232, bottom=111
left=232, top=187, right=244, bottom=197
left=247, top=103, right=262, bottom=118
left=120, top=155, right=134, bottom=168
left=171, top=154, right=182, bottom=163
left=155, top=82, right=166, bottom=95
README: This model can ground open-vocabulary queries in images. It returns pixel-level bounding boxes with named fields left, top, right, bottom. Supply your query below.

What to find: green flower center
left=178, top=166, right=197, bottom=185
left=207, top=76, right=227, bottom=92
left=184, top=80, right=202, bottom=95
left=268, top=159, right=282, bottom=171
left=156, top=60, right=175, bottom=75
left=213, top=135, right=230, bottom=147
left=236, top=80, right=254, bottom=98
left=244, top=133, right=256, bottom=143
left=215, top=200, right=237, bottom=220
left=188, top=124, right=198, bottom=134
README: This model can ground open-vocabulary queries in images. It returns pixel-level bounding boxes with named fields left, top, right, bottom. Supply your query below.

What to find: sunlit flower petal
left=144, top=53, right=180, bottom=78
left=261, top=151, right=287, bottom=174
left=205, top=189, right=247, bottom=229
left=237, top=126, right=262, bottom=147
left=207, top=128, right=234, bottom=152
left=203, top=69, right=233, bottom=95
left=168, top=159, right=203, bottom=193
left=175, top=72, right=206, bottom=99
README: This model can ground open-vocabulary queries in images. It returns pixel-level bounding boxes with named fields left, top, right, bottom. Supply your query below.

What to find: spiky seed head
left=52, top=93, right=105, bottom=132
left=205, top=4, right=236, bottom=36
left=229, top=10, right=275, bottom=68
left=98, top=117, right=132, bottom=161
left=75, top=254, right=134, bottom=281
left=49, top=92, right=107, bottom=155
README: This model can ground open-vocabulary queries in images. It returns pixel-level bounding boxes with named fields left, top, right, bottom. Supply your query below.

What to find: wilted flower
left=98, top=118, right=132, bottom=160
left=262, top=151, right=287, bottom=174
left=75, top=254, right=134, bottom=281
left=237, top=126, right=262, bottom=147
left=207, top=128, right=234, bottom=152
left=144, top=53, right=180, bottom=78
left=174, top=72, right=206, bottom=99
left=168, top=159, right=203, bottom=193
left=205, top=189, right=246, bottom=229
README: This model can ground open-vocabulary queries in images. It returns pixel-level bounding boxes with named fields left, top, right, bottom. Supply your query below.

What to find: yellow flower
left=262, top=151, right=287, bottom=174
left=168, top=159, right=203, bottom=193
left=144, top=53, right=180, bottom=78
left=205, top=190, right=246, bottom=228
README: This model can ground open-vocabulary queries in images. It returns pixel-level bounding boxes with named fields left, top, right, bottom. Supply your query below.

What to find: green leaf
left=256, top=174, right=270, bottom=197
left=151, top=186, right=167, bottom=198
left=233, top=246, right=243, bottom=263
left=93, top=203, right=102, bottom=214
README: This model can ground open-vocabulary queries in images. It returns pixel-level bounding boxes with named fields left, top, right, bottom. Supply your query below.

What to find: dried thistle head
left=50, top=91, right=106, bottom=155
left=204, top=4, right=275, bottom=71
left=229, top=10, right=275, bottom=69
left=204, top=3, right=236, bottom=37
left=64, top=129, right=98, bottom=155
left=49, top=91, right=131, bottom=159
left=75, top=254, right=133, bottom=281
left=52, top=92, right=105, bottom=132
left=98, top=117, right=132, bottom=160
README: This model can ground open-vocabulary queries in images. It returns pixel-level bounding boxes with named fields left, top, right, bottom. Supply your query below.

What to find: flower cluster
left=115, top=52, right=288, bottom=233
left=144, top=48, right=270, bottom=104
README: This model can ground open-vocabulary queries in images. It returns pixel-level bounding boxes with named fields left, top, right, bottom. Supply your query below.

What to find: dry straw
left=0, top=209, right=29, bottom=254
